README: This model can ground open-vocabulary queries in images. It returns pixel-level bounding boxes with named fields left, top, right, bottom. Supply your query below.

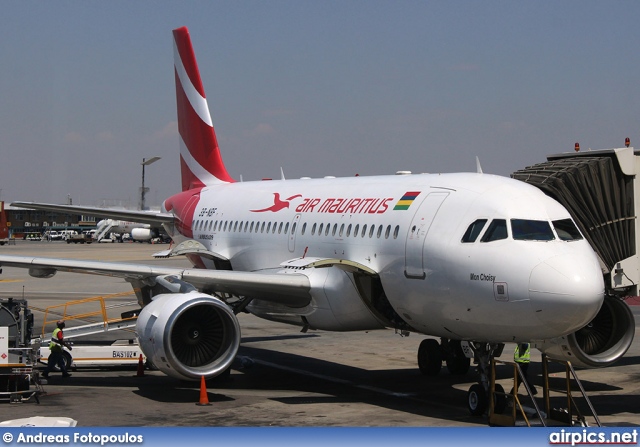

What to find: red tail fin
left=0, top=202, right=8, bottom=240
left=173, top=27, right=234, bottom=190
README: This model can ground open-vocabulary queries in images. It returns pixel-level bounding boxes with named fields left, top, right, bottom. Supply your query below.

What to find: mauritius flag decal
left=393, top=191, right=421, bottom=210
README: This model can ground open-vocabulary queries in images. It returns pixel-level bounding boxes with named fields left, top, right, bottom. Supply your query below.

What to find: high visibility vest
left=514, top=344, right=531, bottom=363
left=49, top=327, right=63, bottom=352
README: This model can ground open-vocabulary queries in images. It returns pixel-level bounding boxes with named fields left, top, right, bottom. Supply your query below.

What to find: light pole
left=140, top=156, right=161, bottom=210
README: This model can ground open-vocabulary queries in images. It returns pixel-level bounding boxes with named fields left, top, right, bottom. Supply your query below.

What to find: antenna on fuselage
left=280, top=167, right=286, bottom=181
left=476, top=156, right=483, bottom=174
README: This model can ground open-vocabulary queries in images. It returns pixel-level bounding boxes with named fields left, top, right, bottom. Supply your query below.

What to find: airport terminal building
left=4, top=205, right=97, bottom=239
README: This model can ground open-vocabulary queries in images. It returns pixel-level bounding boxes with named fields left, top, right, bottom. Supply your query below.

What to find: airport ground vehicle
left=65, top=233, right=93, bottom=244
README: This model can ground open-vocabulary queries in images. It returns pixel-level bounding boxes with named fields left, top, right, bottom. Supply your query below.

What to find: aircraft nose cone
left=529, top=253, right=604, bottom=335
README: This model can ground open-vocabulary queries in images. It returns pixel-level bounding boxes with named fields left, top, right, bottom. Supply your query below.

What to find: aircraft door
left=288, top=214, right=301, bottom=252
left=404, top=192, right=448, bottom=279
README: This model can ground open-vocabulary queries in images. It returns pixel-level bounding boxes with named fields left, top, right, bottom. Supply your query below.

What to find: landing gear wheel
left=418, top=339, right=442, bottom=376
left=493, top=384, right=507, bottom=414
left=445, top=341, right=471, bottom=375
left=468, top=383, right=488, bottom=416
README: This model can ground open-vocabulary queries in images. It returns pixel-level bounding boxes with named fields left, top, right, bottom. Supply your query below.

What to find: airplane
left=0, top=26, right=634, bottom=416
left=93, top=219, right=162, bottom=242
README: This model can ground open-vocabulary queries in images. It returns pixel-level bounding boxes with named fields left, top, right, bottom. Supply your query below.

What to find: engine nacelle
left=136, top=292, right=241, bottom=380
left=131, top=228, right=154, bottom=241
left=534, top=296, right=635, bottom=368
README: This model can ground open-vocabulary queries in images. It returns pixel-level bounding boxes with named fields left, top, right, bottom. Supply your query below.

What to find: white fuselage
left=164, top=172, right=604, bottom=343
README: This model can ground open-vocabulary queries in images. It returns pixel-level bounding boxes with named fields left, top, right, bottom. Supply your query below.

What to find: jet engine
left=131, top=228, right=154, bottom=241
left=535, top=295, right=635, bottom=368
left=136, top=292, right=241, bottom=381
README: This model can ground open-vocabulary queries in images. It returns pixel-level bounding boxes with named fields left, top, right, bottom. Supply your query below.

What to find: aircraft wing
left=11, top=202, right=174, bottom=226
left=0, top=255, right=312, bottom=307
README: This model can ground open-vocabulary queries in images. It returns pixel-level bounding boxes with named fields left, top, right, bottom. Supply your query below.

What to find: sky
left=2, top=1, right=640, bottom=208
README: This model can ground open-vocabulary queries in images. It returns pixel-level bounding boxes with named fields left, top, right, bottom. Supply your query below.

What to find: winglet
left=476, top=156, right=483, bottom=174
left=173, top=27, right=234, bottom=190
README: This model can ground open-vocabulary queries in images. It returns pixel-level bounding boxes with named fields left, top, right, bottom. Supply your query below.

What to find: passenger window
left=511, top=219, right=554, bottom=241
left=354, top=224, right=359, bottom=237
left=301, top=223, right=307, bottom=235
left=318, top=223, right=324, bottom=235
left=553, top=219, right=583, bottom=241
left=284, top=222, right=289, bottom=234
left=480, top=219, right=508, bottom=242
left=278, top=222, right=283, bottom=234
left=369, top=225, right=374, bottom=238
left=332, top=224, right=337, bottom=236
left=461, top=219, right=487, bottom=243
left=385, top=225, right=391, bottom=239
left=272, top=222, right=277, bottom=233
left=377, top=225, right=382, bottom=238
left=362, top=224, right=367, bottom=237
left=339, top=224, right=345, bottom=237
left=292, top=222, right=297, bottom=234
left=325, top=223, right=330, bottom=236
left=346, top=224, right=352, bottom=237
left=311, top=223, right=316, bottom=235
left=393, top=225, right=399, bottom=239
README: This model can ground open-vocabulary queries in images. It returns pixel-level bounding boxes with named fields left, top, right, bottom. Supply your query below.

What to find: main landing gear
left=417, top=338, right=472, bottom=376
left=417, top=338, right=505, bottom=416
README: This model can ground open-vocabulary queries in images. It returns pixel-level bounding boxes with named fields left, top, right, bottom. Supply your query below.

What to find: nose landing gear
left=466, top=342, right=505, bottom=416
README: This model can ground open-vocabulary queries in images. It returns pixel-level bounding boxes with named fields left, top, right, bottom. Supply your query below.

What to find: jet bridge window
left=511, top=219, right=554, bottom=241
left=552, top=218, right=583, bottom=241
left=480, top=219, right=507, bottom=242
left=462, top=219, right=487, bottom=243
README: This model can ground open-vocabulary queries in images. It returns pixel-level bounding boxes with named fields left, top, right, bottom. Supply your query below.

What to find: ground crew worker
left=512, top=342, right=537, bottom=395
left=42, top=320, right=72, bottom=378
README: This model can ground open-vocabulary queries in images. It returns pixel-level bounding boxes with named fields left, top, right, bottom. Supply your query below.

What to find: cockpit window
left=511, top=219, right=555, bottom=241
left=461, top=219, right=488, bottom=243
left=553, top=218, right=583, bottom=241
left=480, top=219, right=508, bottom=242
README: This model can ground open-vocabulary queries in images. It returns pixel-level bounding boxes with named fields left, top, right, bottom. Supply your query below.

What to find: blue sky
left=1, top=1, right=640, bottom=207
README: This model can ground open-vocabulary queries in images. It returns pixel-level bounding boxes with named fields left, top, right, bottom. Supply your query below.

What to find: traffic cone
left=136, top=354, right=145, bottom=377
left=196, top=375, right=211, bottom=406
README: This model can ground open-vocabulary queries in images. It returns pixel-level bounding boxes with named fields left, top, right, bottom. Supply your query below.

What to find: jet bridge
left=512, top=147, right=638, bottom=368
left=512, top=146, right=640, bottom=297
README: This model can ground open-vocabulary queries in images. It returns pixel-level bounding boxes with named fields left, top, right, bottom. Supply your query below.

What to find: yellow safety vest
left=514, top=344, right=530, bottom=363
left=49, top=327, right=63, bottom=352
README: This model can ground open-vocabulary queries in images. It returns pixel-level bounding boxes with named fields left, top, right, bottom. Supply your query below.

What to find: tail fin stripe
left=179, top=140, right=217, bottom=189
left=173, top=39, right=213, bottom=127
left=175, top=73, right=233, bottom=185
left=172, top=26, right=206, bottom=97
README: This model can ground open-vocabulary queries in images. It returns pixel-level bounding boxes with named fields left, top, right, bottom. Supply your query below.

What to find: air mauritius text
left=296, top=197, right=393, bottom=214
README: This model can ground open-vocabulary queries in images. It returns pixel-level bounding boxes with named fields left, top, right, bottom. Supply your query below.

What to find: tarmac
left=0, top=240, right=638, bottom=427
